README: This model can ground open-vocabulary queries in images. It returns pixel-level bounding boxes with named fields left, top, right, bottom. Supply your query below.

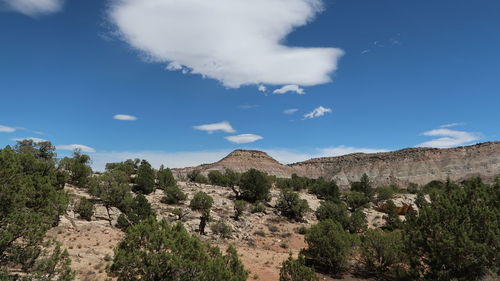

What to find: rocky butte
left=173, top=142, right=500, bottom=188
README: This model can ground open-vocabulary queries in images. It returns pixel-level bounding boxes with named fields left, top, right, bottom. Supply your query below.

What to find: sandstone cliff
left=173, top=142, right=500, bottom=188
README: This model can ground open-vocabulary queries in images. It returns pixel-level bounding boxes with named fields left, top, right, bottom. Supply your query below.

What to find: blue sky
left=0, top=0, right=499, bottom=170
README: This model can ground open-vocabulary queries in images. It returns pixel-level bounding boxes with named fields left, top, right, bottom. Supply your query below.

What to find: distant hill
left=173, top=142, right=500, bottom=188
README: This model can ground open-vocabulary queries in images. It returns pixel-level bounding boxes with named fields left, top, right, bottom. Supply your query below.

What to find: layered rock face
left=291, top=142, right=500, bottom=188
left=173, top=149, right=295, bottom=178
left=174, top=142, right=500, bottom=188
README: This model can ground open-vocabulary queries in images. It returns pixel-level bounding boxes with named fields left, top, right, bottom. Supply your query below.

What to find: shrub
left=350, top=174, right=373, bottom=198
left=157, top=165, right=176, bottom=189
left=75, top=198, right=94, bottom=221
left=239, top=169, right=271, bottom=202
left=59, top=149, right=93, bottom=187
left=211, top=220, right=233, bottom=238
left=190, top=192, right=214, bottom=235
left=251, top=202, right=266, bottom=213
left=234, top=200, right=247, bottom=220
left=162, top=185, right=187, bottom=204
left=303, top=220, right=353, bottom=274
left=359, top=229, right=407, bottom=277
left=276, top=189, right=309, bottom=221
left=404, top=178, right=500, bottom=280
left=134, top=160, right=155, bottom=195
left=315, top=201, right=350, bottom=230
left=382, top=200, right=402, bottom=231
left=187, top=169, right=201, bottom=182
left=345, top=191, right=370, bottom=210
left=208, top=170, right=228, bottom=186
left=89, top=170, right=132, bottom=211
left=309, top=179, right=340, bottom=202
left=375, top=185, right=396, bottom=202
left=171, top=208, right=186, bottom=221
left=279, top=254, right=318, bottom=281
left=108, top=218, right=248, bottom=281
left=348, top=208, right=367, bottom=234
left=117, top=194, right=155, bottom=229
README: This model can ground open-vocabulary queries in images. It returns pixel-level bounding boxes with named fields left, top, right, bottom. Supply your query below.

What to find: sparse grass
left=254, top=230, right=266, bottom=237
left=280, top=242, right=288, bottom=249
left=266, top=224, right=279, bottom=233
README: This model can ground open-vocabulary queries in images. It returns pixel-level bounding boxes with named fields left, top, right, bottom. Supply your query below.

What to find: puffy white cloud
left=0, top=125, right=16, bottom=133
left=193, top=121, right=235, bottom=134
left=416, top=128, right=480, bottom=148
left=258, top=85, right=267, bottom=92
left=2, top=0, right=64, bottom=16
left=273, top=84, right=305, bottom=95
left=11, top=137, right=47, bottom=143
left=57, top=144, right=96, bottom=153
left=225, top=134, right=263, bottom=144
left=304, top=106, right=331, bottom=119
left=108, top=0, right=343, bottom=88
left=283, top=108, right=298, bottom=115
left=113, top=114, right=138, bottom=121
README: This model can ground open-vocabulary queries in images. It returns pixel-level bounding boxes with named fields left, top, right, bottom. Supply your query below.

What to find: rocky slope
left=174, top=142, right=500, bottom=188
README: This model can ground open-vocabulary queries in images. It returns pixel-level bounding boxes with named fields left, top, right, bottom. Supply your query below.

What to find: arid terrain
left=48, top=182, right=418, bottom=281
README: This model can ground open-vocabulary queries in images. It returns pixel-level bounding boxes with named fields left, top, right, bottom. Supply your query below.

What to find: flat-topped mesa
left=290, top=142, right=500, bottom=188
left=172, top=149, right=294, bottom=179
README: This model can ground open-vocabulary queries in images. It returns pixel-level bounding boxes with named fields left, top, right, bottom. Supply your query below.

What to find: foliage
left=276, top=189, right=309, bottom=221
left=108, top=218, right=248, bottom=281
left=134, top=160, right=156, bottom=194
left=74, top=198, right=94, bottom=221
left=308, top=178, right=340, bottom=202
left=105, top=158, right=139, bottom=177
left=382, top=200, right=403, bottom=231
left=59, top=149, right=93, bottom=187
left=189, top=192, right=214, bottom=234
left=404, top=178, right=500, bottom=280
left=211, top=220, right=233, bottom=239
left=276, top=174, right=313, bottom=191
left=187, top=170, right=208, bottom=183
left=344, top=191, right=370, bottom=210
left=116, top=194, right=155, bottom=229
left=157, top=165, right=176, bottom=189
left=239, top=169, right=271, bottom=202
left=359, top=229, right=407, bottom=278
left=350, top=173, right=373, bottom=198
left=162, top=185, right=187, bottom=204
left=0, top=142, right=73, bottom=279
left=171, top=208, right=187, bottom=221
left=374, top=185, right=397, bottom=202
left=251, top=202, right=266, bottom=213
left=348, top=208, right=367, bottom=234
left=224, top=169, right=241, bottom=187
left=208, top=170, right=228, bottom=186
left=279, top=254, right=318, bottom=281
left=234, top=200, right=247, bottom=220
left=315, top=201, right=350, bottom=230
left=303, top=220, right=353, bottom=274
left=89, top=170, right=132, bottom=211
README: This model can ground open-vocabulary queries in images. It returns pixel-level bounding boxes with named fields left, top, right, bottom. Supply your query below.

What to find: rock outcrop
left=173, top=142, right=500, bottom=188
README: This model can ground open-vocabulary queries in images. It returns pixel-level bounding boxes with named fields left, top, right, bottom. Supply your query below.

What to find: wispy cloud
left=57, top=144, right=96, bottom=153
left=440, top=122, right=465, bottom=128
left=0, top=125, right=16, bottom=133
left=2, top=0, right=64, bottom=16
left=108, top=0, right=343, bottom=88
left=273, top=85, right=305, bottom=95
left=416, top=127, right=480, bottom=148
left=113, top=114, right=138, bottom=121
left=193, top=121, right=236, bottom=134
left=225, top=134, right=263, bottom=144
left=283, top=109, right=298, bottom=115
left=11, top=137, right=47, bottom=143
left=304, top=106, right=331, bottom=119
left=239, top=104, right=259, bottom=110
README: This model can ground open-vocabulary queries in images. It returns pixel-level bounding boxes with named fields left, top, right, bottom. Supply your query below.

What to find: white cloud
left=11, top=137, right=47, bottom=143
left=2, top=0, right=64, bottom=16
left=113, top=114, right=138, bottom=121
left=108, top=0, right=343, bottom=88
left=304, top=106, right=331, bottom=119
left=258, top=85, right=267, bottom=92
left=416, top=127, right=480, bottom=148
left=57, top=144, right=96, bottom=153
left=440, top=122, right=465, bottom=128
left=225, top=134, right=263, bottom=144
left=283, top=108, right=298, bottom=115
left=193, top=121, right=235, bottom=134
left=273, top=84, right=305, bottom=95
left=0, top=125, right=16, bottom=133
left=239, top=104, right=259, bottom=109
